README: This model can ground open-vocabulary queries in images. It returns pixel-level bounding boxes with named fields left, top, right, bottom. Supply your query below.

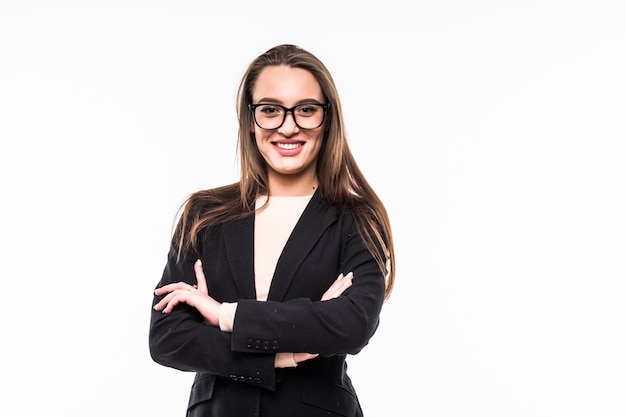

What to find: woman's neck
left=266, top=172, right=318, bottom=196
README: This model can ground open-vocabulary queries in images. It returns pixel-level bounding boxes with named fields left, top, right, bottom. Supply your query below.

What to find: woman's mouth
left=274, top=142, right=304, bottom=150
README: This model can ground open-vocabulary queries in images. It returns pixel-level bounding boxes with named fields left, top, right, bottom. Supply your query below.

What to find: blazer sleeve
left=230, top=212, right=387, bottom=357
left=148, top=228, right=278, bottom=391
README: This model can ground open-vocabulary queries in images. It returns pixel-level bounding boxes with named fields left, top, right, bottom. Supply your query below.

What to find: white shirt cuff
left=218, top=302, right=238, bottom=332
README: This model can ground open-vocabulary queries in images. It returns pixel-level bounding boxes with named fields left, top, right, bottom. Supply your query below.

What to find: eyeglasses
left=249, top=102, right=329, bottom=130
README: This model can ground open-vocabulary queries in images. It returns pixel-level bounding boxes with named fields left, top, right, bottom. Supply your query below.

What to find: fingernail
left=196, top=259, right=202, bottom=265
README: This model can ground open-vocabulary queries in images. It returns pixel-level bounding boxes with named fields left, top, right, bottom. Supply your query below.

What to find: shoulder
left=314, top=193, right=374, bottom=225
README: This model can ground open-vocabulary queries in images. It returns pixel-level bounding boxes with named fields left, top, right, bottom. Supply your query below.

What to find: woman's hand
left=321, top=271, right=353, bottom=301
left=153, top=259, right=221, bottom=326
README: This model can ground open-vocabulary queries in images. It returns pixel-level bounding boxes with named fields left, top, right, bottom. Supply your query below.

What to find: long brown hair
left=175, top=44, right=395, bottom=300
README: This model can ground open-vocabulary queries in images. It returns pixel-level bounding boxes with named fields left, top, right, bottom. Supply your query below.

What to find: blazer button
left=262, top=341, right=270, bottom=351
left=229, top=374, right=238, bottom=381
left=271, top=340, right=279, bottom=350
left=254, top=377, right=262, bottom=384
left=246, top=338, right=254, bottom=349
left=254, top=339, right=262, bottom=350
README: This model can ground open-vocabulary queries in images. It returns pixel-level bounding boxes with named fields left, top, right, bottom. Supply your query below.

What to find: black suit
left=149, top=191, right=386, bottom=416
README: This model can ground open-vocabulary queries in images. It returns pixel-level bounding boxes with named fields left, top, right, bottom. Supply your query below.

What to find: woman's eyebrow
left=254, top=97, right=324, bottom=104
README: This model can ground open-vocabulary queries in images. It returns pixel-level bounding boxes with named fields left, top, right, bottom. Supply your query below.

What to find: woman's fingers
left=194, top=259, right=208, bottom=294
left=293, top=352, right=319, bottom=363
left=154, top=281, right=195, bottom=296
left=153, top=287, right=194, bottom=313
left=153, top=258, right=208, bottom=312
left=153, top=281, right=197, bottom=311
left=321, top=271, right=353, bottom=301
left=153, top=284, right=220, bottom=325
left=152, top=261, right=221, bottom=325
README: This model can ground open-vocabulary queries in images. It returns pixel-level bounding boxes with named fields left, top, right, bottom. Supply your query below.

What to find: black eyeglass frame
left=248, top=103, right=330, bottom=130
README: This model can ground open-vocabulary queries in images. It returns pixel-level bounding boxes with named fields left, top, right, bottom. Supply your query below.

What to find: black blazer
left=149, top=190, right=386, bottom=417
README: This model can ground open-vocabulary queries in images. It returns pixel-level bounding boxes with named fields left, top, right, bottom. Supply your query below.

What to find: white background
left=1, top=1, right=625, bottom=416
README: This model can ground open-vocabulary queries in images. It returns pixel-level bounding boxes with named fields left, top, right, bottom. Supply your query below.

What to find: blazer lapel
left=222, top=215, right=257, bottom=300
left=267, top=192, right=338, bottom=301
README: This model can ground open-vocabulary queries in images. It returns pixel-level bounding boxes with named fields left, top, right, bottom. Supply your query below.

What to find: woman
left=150, top=44, right=396, bottom=417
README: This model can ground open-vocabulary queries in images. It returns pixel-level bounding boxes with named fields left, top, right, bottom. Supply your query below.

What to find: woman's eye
left=297, top=105, right=318, bottom=116
left=260, top=106, right=281, bottom=115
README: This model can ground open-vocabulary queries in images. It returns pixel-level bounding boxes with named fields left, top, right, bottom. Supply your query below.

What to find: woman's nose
left=278, top=111, right=300, bottom=134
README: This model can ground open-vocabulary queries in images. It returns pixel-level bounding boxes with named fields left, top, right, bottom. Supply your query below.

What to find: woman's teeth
left=275, top=142, right=302, bottom=150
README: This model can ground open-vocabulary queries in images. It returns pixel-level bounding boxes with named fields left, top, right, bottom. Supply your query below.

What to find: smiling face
left=251, top=65, right=325, bottom=195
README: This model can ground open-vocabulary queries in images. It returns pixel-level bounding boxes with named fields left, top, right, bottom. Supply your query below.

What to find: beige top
left=253, top=194, right=312, bottom=301
left=218, top=194, right=313, bottom=367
